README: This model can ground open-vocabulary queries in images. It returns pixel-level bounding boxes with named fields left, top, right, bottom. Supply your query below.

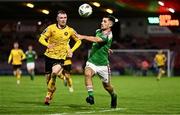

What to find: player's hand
left=21, top=58, right=26, bottom=61
left=67, top=49, right=73, bottom=58
left=47, top=43, right=55, bottom=49
left=108, top=49, right=113, bottom=54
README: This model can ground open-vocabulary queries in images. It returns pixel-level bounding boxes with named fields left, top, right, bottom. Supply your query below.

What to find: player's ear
left=109, top=22, right=113, bottom=28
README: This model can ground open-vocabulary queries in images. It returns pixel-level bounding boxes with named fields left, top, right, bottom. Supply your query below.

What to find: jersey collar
left=56, top=23, right=67, bottom=29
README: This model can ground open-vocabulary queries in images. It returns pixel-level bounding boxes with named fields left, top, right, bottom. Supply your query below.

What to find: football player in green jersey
left=25, top=45, right=37, bottom=80
left=76, top=15, right=117, bottom=108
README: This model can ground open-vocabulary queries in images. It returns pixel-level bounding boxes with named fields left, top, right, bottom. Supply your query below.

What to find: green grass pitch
left=0, top=75, right=180, bottom=114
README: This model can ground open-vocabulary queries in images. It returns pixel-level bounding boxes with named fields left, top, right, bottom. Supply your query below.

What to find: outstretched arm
left=76, top=34, right=103, bottom=43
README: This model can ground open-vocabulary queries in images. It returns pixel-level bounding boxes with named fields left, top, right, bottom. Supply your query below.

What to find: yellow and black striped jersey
left=8, top=49, right=26, bottom=65
left=39, top=24, right=80, bottom=60
left=154, top=54, right=166, bottom=66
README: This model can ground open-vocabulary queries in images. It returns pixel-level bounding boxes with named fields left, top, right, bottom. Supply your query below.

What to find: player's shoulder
left=19, top=49, right=24, bottom=52
left=32, top=51, right=36, bottom=54
left=160, top=54, right=163, bottom=56
left=96, top=29, right=112, bottom=39
left=12, top=49, right=23, bottom=53
left=10, top=49, right=15, bottom=53
left=96, top=29, right=101, bottom=33
left=66, top=25, right=74, bottom=31
left=107, top=31, right=113, bottom=39
left=66, top=25, right=76, bottom=33
left=48, top=24, right=57, bottom=28
left=42, top=24, right=55, bottom=33
left=41, top=24, right=55, bottom=34
left=162, top=54, right=166, bottom=57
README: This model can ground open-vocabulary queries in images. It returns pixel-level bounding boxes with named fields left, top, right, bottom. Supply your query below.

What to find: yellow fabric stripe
left=64, top=59, right=72, bottom=65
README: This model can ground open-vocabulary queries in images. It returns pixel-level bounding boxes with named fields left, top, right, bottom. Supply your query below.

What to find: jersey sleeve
left=33, top=51, right=38, bottom=59
left=95, top=29, right=101, bottom=33
left=21, top=50, right=26, bottom=60
left=32, top=51, right=36, bottom=55
left=70, top=28, right=82, bottom=52
left=25, top=51, right=28, bottom=55
left=8, top=50, right=12, bottom=63
left=41, top=26, right=51, bottom=38
left=39, top=26, right=51, bottom=46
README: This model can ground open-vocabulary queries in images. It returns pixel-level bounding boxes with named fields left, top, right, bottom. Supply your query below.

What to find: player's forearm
left=71, top=40, right=81, bottom=52
left=83, top=35, right=102, bottom=42
left=8, top=55, right=12, bottom=63
left=22, top=53, right=26, bottom=60
left=39, top=35, right=48, bottom=47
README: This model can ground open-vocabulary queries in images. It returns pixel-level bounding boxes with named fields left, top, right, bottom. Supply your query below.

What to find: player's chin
left=61, top=23, right=66, bottom=26
left=101, top=26, right=105, bottom=30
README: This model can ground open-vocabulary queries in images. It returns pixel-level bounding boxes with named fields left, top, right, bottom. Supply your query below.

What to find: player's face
left=28, top=46, right=32, bottom=50
left=101, top=18, right=112, bottom=30
left=158, top=50, right=163, bottom=54
left=57, top=13, right=67, bottom=27
left=14, top=43, right=19, bottom=49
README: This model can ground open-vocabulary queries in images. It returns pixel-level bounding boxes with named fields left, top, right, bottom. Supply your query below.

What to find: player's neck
left=102, top=28, right=111, bottom=35
left=57, top=23, right=66, bottom=29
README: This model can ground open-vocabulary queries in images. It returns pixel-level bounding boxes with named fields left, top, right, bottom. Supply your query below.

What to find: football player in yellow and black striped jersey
left=39, top=10, right=81, bottom=105
left=154, top=50, right=167, bottom=81
left=8, top=42, right=26, bottom=84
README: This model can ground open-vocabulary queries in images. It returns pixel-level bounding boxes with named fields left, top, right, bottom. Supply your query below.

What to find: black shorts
left=158, top=65, right=165, bottom=69
left=45, top=56, right=64, bottom=74
left=63, top=64, right=72, bottom=73
left=13, top=65, right=21, bottom=71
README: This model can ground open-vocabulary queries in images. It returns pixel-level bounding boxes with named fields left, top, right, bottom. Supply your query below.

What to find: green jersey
left=88, top=29, right=113, bottom=66
left=25, top=50, right=37, bottom=63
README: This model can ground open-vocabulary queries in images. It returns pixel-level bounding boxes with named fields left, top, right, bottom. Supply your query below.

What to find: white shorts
left=85, top=61, right=111, bottom=83
left=27, top=62, right=35, bottom=70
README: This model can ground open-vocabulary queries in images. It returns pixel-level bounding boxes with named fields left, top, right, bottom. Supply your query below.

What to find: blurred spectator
left=141, top=60, right=149, bottom=76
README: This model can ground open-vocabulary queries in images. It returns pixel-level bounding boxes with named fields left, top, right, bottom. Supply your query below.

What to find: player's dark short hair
left=103, top=15, right=116, bottom=26
left=107, top=15, right=116, bottom=23
left=14, top=41, right=19, bottom=45
left=57, top=10, right=66, bottom=15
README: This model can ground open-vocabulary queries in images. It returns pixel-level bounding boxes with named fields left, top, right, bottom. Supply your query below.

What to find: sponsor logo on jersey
left=64, top=32, right=68, bottom=36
